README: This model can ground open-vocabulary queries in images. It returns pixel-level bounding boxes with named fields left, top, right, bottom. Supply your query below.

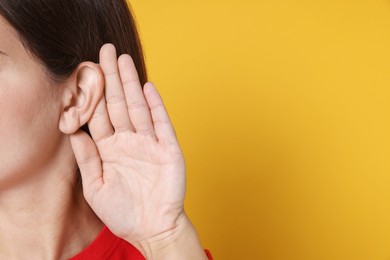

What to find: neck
left=0, top=138, right=103, bottom=259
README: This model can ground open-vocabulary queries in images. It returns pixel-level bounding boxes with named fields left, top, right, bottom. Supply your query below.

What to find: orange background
left=130, top=1, right=390, bottom=259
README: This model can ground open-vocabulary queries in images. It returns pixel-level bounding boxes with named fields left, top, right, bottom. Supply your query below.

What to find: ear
left=59, top=62, right=104, bottom=134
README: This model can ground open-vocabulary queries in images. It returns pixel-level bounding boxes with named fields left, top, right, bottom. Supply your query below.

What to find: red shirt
left=70, top=226, right=213, bottom=259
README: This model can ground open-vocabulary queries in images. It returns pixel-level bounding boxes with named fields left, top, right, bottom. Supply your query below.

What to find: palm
left=69, top=44, right=186, bottom=243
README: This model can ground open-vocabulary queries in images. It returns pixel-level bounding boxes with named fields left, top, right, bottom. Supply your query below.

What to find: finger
left=143, top=82, right=178, bottom=145
left=69, top=130, right=104, bottom=192
left=88, top=94, right=114, bottom=142
left=99, top=44, right=134, bottom=132
left=118, top=54, right=155, bottom=137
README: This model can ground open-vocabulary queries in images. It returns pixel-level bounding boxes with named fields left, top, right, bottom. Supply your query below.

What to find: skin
left=0, top=15, right=207, bottom=260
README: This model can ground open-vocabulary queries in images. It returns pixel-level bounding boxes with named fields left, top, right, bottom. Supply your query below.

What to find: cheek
left=0, top=68, right=54, bottom=136
left=0, top=69, right=62, bottom=179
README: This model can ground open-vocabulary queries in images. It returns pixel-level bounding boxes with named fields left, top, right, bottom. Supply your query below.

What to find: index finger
left=100, top=44, right=134, bottom=132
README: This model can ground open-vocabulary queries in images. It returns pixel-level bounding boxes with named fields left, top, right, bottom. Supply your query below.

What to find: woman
left=0, top=0, right=211, bottom=259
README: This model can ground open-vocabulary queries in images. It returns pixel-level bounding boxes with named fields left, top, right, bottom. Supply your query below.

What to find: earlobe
left=59, top=62, right=104, bottom=134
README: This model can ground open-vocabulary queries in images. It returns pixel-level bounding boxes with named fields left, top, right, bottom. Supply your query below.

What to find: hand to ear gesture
left=69, top=44, right=207, bottom=259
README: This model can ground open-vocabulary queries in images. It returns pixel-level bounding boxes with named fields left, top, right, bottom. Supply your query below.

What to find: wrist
left=132, top=213, right=207, bottom=260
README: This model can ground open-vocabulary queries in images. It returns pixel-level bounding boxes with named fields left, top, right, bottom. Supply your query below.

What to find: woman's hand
left=68, top=44, right=206, bottom=259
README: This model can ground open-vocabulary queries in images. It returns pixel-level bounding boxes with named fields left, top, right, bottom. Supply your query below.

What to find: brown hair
left=0, top=0, right=147, bottom=138
left=0, top=0, right=147, bottom=84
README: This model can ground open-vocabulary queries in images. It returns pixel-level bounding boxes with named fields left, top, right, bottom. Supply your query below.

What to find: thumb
left=69, top=130, right=103, bottom=194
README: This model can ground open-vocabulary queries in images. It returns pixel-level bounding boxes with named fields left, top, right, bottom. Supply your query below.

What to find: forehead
left=0, top=15, right=53, bottom=85
left=0, top=15, right=25, bottom=55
